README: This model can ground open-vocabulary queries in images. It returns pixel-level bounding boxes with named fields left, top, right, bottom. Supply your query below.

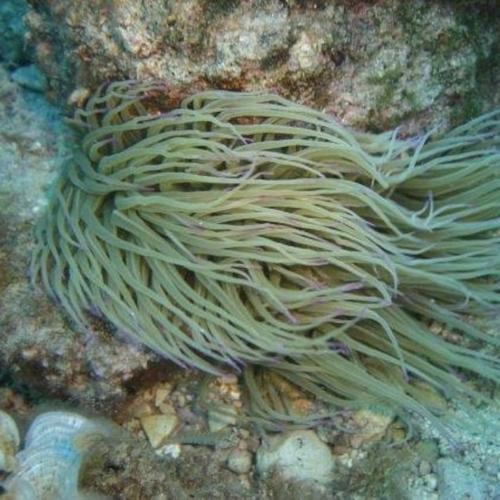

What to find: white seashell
left=2, top=410, right=113, bottom=500
left=7, top=447, right=81, bottom=499
left=1, top=476, right=38, bottom=500
left=24, top=411, right=89, bottom=449
left=0, top=410, right=20, bottom=472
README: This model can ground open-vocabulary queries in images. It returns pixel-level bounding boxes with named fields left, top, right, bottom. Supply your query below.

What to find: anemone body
left=32, top=82, right=500, bottom=426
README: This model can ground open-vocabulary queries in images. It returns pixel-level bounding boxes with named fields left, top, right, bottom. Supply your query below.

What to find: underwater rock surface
left=0, top=1, right=499, bottom=499
left=0, top=68, right=158, bottom=406
left=24, top=0, right=500, bottom=132
left=0, top=0, right=29, bottom=67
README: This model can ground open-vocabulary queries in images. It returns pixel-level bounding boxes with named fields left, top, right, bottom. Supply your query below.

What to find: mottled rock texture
left=0, top=0, right=29, bottom=67
left=0, top=68, right=158, bottom=406
left=1, top=2, right=499, bottom=497
left=25, top=0, right=500, bottom=132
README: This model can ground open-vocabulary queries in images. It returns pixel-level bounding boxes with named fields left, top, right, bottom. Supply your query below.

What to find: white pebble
left=140, top=414, right=178, bottom=448
left=227, top=448, right=252, bottom=474
left=256, top=430, right=334, bottom=484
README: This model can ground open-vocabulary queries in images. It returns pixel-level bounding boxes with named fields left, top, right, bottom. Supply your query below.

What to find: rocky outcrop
left=23, top=0, right=500, bottom=132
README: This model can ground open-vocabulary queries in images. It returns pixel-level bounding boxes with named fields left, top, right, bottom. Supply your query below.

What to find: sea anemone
left=31, top=81, right=500, bottom=429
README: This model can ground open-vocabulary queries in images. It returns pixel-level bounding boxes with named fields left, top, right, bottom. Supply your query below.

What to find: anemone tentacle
left=32, top=81, right=500, bottom=427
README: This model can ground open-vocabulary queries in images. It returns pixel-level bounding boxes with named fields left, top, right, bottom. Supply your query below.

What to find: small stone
left=437, top=459, right=489, bottom=500
left=140, top=414, right=178, bottom=448
left=155, top=385, right=171, bottom=408
left=237, top=439, right=248, bottom=451
left=289, top=31, right=322, bottom=72
left=256, top=430, right=334, bottom=484
left=391, top=428, right=407, bottom=444
left=158, top=402, right=175, bottom=415
left=174, top=393, right=186, bottom=406
left=415, top=441, right=439, bottom=463
left=229, top=390, right=241, bottom=401
left=11, top=65, right=47, bottom=92
left=350, top=409, right=393, bottom=448
left=424, top=473, right=438, bottom=491
left=156, top=443, right=181, bottom=459
left=67, top=87, right=90, bottom=107
left=208, top=406, right=237, bottom=432
left=127, top=400, right=154, bottom=419
left=419, top=460, right=432, bottom=476
left=227, top=448, right=252, bottom=474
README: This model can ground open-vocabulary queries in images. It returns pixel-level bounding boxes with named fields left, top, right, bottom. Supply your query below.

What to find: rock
left=350, top=409, right=393, bottom=448
left=436, top=459, right=489, bottom=500
left=140, top=414, right=179, bottom=448
left=256, top=430, right=334, bottom=484
left=154, top=385, right=172, bottom=408
left=11, top=65, right=47, bottom=92
left=0, top=70, right=159, bottom=406
left=226, top=448, right=252, bottom=475
left=424, top=473, right=438, bottom=491
left=0, top=0, right=29, bottom=66
left=24, top=0, right=500, bottom=132
left=127, top=400, right=155, bottom=419
left=0, top=410, right=20, bottom=472
left=418, top=460, right=432, bottom=476
left=156, top=443, right=181, bottom=459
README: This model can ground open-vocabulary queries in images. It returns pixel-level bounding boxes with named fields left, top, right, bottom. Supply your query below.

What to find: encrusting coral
left=31, top=81, right=500, bottom=429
